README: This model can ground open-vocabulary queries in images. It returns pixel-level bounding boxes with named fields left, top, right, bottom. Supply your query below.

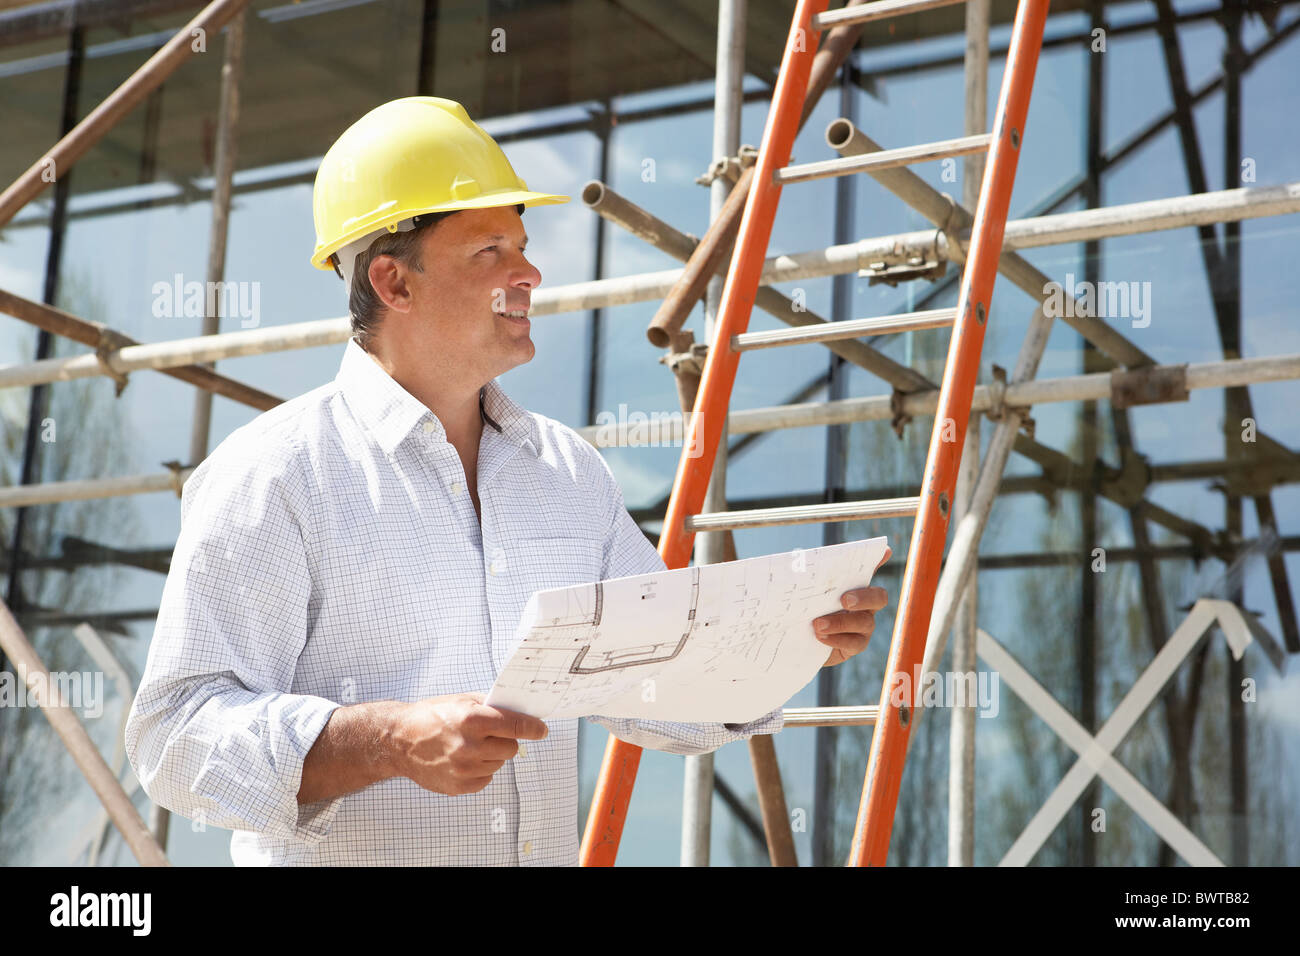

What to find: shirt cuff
left=588, top=705, right=784, bottom=756
left=191, top=694, right=343, bottom=845
left=723, top=706, right=786, bottom=737
left=283, top=696, right=347, bottom=843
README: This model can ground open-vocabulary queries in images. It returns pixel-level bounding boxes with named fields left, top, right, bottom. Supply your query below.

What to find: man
left=125, top=97, right=889, bottom=865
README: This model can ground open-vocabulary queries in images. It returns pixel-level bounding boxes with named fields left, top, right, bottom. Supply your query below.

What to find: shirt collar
left=335, top=338, right=540, bottom=457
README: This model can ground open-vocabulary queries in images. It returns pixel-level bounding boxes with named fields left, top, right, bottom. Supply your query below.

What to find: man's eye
left=479, top=245, right=498, bottom=254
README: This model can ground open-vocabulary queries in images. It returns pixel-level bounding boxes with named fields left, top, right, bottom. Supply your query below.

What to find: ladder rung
left=814, top=0, right=969, bottom=30
left=732, top=308, right=956, bottom=352
left=685, top=497, right=919, bottom=532
left=783, top=705, right=880, bottom=727
left=775, top=133, right=991, bottom=185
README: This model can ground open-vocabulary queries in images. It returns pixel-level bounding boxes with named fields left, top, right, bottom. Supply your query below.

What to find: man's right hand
left=391, top=693, right=549, bottom=796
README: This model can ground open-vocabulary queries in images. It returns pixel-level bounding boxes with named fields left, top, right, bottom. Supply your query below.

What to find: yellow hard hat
left=310, top=96, right=569, bottom=271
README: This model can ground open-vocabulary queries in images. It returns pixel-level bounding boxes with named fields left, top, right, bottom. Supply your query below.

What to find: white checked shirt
left=126, top=338, right=784, bottom=866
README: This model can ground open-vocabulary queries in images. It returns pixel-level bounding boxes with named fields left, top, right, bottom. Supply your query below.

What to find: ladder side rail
left=579, top=0, right=832, bottom=867
left=848, top=0, right=1052, bottom=867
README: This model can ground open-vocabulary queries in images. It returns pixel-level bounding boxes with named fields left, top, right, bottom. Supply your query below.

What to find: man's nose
left=512, top=254, right=542, bottom=290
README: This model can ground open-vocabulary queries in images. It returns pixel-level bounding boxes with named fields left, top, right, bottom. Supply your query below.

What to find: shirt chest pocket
left=508, top=536, right=606, bottom=594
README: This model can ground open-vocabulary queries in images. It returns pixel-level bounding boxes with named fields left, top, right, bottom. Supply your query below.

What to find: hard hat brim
left=311, top=188, right=570, bottom=271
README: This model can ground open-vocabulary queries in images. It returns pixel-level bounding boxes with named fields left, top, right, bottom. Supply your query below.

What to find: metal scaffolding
left=0, top=0, right=1297, bottom=867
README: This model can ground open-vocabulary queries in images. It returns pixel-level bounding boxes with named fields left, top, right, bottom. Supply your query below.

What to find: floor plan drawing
left=486, top=536, right=891, bottom=723
left=534, top=581, right=604, bottom=629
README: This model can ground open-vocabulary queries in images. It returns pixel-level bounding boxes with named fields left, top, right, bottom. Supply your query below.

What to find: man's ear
left=368, top=255, right=413, bottom=314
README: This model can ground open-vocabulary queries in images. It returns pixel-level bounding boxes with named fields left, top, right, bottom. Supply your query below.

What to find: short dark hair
left=343, top=203, right=526, bottom=352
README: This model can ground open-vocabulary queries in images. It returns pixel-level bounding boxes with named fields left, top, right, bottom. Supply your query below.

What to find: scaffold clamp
left=93, top=329, right=134, bottom=397
left=695, top=144, right=759, bottom=187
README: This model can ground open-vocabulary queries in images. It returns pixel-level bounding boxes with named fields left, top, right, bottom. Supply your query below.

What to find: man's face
left=390, top=205, right=542, bottom=383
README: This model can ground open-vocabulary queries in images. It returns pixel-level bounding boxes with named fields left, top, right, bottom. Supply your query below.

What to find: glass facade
left=1, top=0, right=1297, bottom=866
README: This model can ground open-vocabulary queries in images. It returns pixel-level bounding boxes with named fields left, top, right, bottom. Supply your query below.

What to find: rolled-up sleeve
left=585, top=458, right=785, bottom=755
left=125, top=436, right=343, bottom=843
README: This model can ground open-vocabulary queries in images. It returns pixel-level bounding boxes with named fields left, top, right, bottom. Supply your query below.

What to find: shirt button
left=522, top=841, right=533, bottom=856
left=450, top=481, right=463, bottom=495
left=517, top=744, right=527, bottom=759
left=422, top=420, right=435, bottom=434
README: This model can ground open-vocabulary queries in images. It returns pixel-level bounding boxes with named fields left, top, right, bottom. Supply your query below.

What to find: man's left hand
left=813, top=546, right=892, bottom=667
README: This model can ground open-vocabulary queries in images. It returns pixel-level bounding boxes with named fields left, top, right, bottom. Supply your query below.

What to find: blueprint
left=486, top=536, right=891, bottom=723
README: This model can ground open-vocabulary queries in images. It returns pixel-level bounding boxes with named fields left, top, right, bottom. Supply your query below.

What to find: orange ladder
left=580, top=0, right=1051, bottom=867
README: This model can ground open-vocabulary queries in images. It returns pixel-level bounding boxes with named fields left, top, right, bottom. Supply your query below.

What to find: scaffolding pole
left=0, top=0, right=255, bottom=228
left=576, top=174, right=1286, bottom=573
left=0, top=288, right=283, bottom=409
left=588, top=351, right=1300, bottom=437
left=153, top=5, right=248, bottom=854
left=4, top=351, right=1298, bottom=509
left=547, top=181, right=1300, bottom=320
left=584, top=181, right=924, bottom=390
left=681, top=0, right=747, bottom=869
left=188, top=7, right=247, bottom=464
left=949, top=412, right=980, bottom=866
left=811, top=58, right=860, bottom=870
left=947, top=0, right=989, bottom=870
left=3, top=0, right=1295, bottom=872
left=910, top=309, right=1051, bottom=757
left=0, top=597, right=168, bottom=866
left=820, top=121, right=1299, bottom=771
left=0, top=469, right=194, bottom=509
left=4, top=181, right=1299, bottom=393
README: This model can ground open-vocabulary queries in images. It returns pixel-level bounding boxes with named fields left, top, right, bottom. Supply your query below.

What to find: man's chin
left=492, top=340, right=535, bottom=377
